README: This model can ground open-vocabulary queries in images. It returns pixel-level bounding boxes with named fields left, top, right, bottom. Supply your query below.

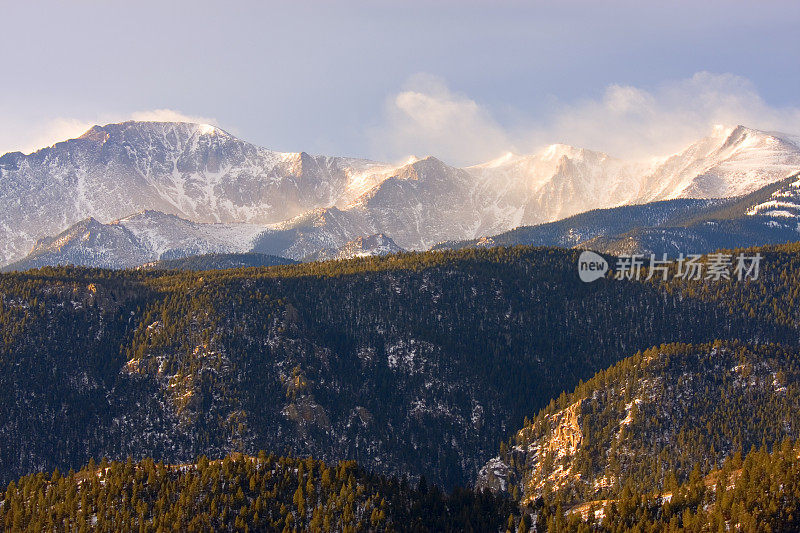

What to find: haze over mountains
left=1, top=120, right=799, bottom=269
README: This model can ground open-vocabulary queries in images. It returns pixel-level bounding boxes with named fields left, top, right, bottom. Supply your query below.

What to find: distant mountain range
left=435, top=172, right=800, bottom=256
left=1, top=209, right=403, bottom=271
left=0, top=122, right=395, bottom=266
left=3, top=211, right=267, bottom=271
left=1, top=121, right=799, bottom=269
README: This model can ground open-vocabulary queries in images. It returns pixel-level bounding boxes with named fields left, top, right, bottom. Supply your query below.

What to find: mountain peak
left=78, top=125, right=111, bottom=142
left=715, top=123, right=800, bottom=153
left=388, top=155, right=450, bottom=178
left=392, top=155, right=462, bottom=182
left=542, top=143, right=579, bottom=160
left=540, top=143, right=618, bottom=163
left=709, top=124, right=736, bottom=139
left=708, top=124, right=796, bottom=146
left=473, top=144, right=613, bottom=169
left=78, top=120, right=232, bottom=143
left=412, top=155, right=444, bottom=166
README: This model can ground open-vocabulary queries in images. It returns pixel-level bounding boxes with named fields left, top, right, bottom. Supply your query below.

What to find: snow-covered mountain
left=280, top=125, right=800, bottom=256
left=466, top=145, right=642, bottom=226
left=0, top=121, right=392, bottom=265
left=746, top=173, right=800, bottom=220
left=250, top=156, right=522, bottom=259
left=436, top=171, right=800, bottom=257
left=638, top=125, right=800, bottom=201
left=2, top=121, right=799, bottom=269
left=4, top=211, right=267, bottom=271
left=466, top=125, right=800, bottom=227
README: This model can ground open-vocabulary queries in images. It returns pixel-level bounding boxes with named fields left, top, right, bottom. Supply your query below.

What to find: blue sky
left=2, top=0, right=799, bottom=164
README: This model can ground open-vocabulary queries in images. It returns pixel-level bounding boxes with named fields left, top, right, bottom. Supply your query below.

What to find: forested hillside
left=0, top=452, right=515, bottom=532
left=533, top=439, right=800, bottom=531
left=481, top=341, right=800, bottom=507
left=140, top=252, right=297, bottom=271
left=2, top=244, right=800, bottom=494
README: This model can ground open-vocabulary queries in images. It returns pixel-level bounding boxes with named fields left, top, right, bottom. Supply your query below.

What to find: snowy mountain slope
left=256, top=150, right=644, bottom=259
left=3, top=211, right=268, bottom=271
left=25, top=154, right=513, bottom=266
left=4, top=217, right=152, bottom=270
left=464, top=125, right=800, bottom=228
left=639, top=125, right=800, bottom=201
left=348, top=156, right=512, bottom=248
left=114, top=210, right=266, bottom=259
left=432, top=198, right=722, bottom=252
left=3, top=121, right=800, bottom=269
left=465, top=146, right=643, bottom=226
left=746, top=173, right=800, bottom=220
left=0, top=121, right=392, bottom=265
left=252, top=156, right=518, bottom=259
left=434, top=172, right=800, bottom=257
left=250, top=207, right=375, bottom=260
left=579, top=172, right=800, bottom=255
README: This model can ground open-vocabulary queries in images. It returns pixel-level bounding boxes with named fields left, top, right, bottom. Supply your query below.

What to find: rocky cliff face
left=303, top=234, right=403, bottom=261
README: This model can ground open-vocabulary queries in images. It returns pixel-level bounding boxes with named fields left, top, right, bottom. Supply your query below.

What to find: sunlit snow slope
left=2, top=121, right=799, bottom=268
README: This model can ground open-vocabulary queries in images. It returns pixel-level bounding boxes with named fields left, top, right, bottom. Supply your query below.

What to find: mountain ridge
left=434, top=172, right=800, bottom=257
left=4, top=243, right=800, bottom=488
left=3, top=121, right=799, bottom=268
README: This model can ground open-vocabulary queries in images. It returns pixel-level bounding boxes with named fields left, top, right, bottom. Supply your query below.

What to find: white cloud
left=543, top=72, right=800, bottom=160
left=4, top=75, right=800, bottom=164
left=370, top=73, right=513, bottom=166
left=373, top=72, right=800, bottom=166
left=14, top=117, right=96, bottom=155
left=1, top=109, right=218, bottom=155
